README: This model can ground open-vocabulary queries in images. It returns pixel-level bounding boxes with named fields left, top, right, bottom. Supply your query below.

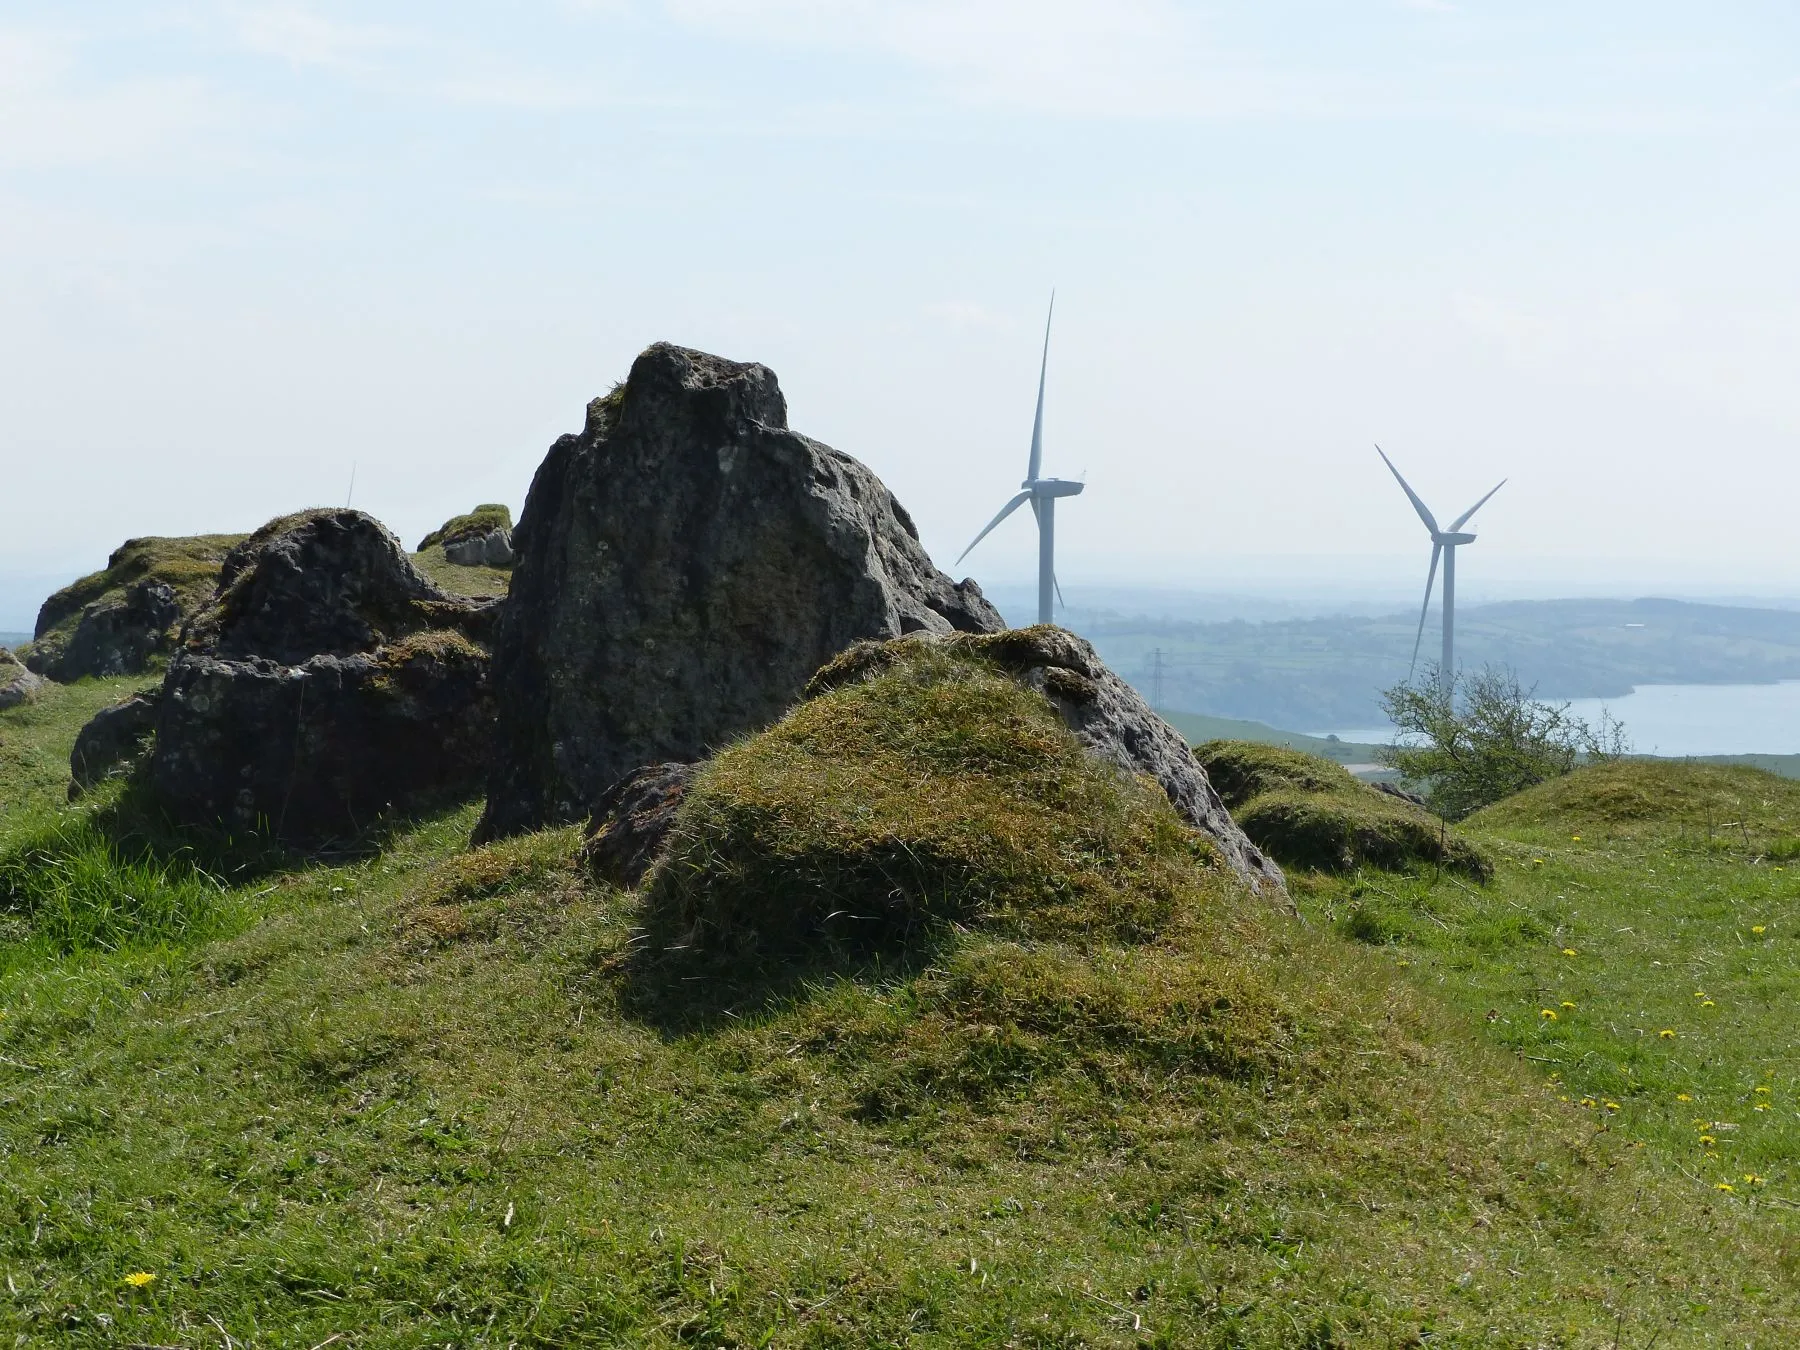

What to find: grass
left=0, top=674, right=1796, bottom=1344
left=410, top=544, right=511, bottom=598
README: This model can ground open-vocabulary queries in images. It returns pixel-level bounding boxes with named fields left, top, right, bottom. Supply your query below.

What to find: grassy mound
left=1470, top=757, right=1800, bottom=848
left=416, top=503, right=512, bottom=552
left=647, top=644, right=1229, bottom=955
left=26, top=534, right=243, bottom=670
left=1197, top=739, right=1490, bottom=877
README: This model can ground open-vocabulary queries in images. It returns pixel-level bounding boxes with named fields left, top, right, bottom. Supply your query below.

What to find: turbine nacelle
left=1433, top=530, right=1476, bottom=546
left=1025, top=477, right=1085, bottom=499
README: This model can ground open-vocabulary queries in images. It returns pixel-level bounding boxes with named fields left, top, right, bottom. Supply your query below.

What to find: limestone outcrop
left=0, top=648, right=45, bottom=711
left=25, top=535, right=241, bottom=682
left=138, top=510, right=498, bottom=844
left=808, top=628, right=1291, bottom=904
left=476, top=343, right=1003, bottom=840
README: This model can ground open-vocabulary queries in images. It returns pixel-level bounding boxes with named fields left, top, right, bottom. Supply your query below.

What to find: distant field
left=1159, top=709, right=1389, bottom=768
left=1072, top=596, right=1800, bottom=730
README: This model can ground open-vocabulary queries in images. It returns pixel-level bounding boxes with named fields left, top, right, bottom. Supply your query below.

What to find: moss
left=1193, top=738, right=1360, bottom=810
left=1196, top=739, right=1491, bottom=879
left=644, top=642, right=1238, bottom=957
left=27, top=534, right=244, bottom=666
left=416, top=504, right=512, bottom=552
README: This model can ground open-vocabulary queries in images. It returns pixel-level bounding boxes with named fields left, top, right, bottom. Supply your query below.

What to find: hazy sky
left=4, top=2, right=1799, bottom=627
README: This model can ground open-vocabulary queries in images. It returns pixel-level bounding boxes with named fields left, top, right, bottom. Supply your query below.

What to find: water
left=1323, top=680, right=1800, bottom=758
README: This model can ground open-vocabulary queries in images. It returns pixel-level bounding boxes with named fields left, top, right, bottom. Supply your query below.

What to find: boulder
left=0, top=648, right=45, bottom=711
left=26, top=535, right=242, bottom=682
left=808, top=628, right=1290, bottom=903
left=69, top=690, right=160, bottom=793
left=582, top=762, right=695, bottom=888
left=444, top=528, right=514, bottom=567
left=476, top=342, right=1004, bottom=840
left=141, top=510, right=499, bottom=844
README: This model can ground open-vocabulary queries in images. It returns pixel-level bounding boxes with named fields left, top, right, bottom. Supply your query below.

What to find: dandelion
left=1604, top=1101, right=1621, bottom=1112
left=1660, top=1029, right=1677, bottom=1039
left=1562, top=948, right=1579, bottom=957
left=1745, top=1173, right=1766, bottom=1185
left=1572, top=835, right=1582, bottom=842
left=1756, top=1086, right=1772, bottom=1094
left=1694, top=991, right=1708, bottom=999
left=1716, top=1182, right=1736, bottom=1193
left=1580, top=1097, right=1597, bottom=1108
left=1561, top=1000, right=1577, bottom=1009
left=124, top=1272, right=156, bottom=1288
left=1752, top=925, right=1766, bottom=934
left=1540, top=1009, right=1558, bottom=1021
left=1700, top=1135, right=1716, bottom=1146
left=1532, top=858, right=1544, bottom=866
left=1701, top=1000, right=1716, bottom=1008
left=1677, top=1093, right=1693, bottom=1101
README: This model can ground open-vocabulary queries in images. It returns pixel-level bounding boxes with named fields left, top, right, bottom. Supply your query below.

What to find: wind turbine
left=957, top=296, right=1085, bottom=626
left=1376, top=445, right=1506, bottom=698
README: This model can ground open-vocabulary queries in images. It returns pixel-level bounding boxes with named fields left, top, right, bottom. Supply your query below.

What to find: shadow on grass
left=0, top=776, right=486, bottom=955
left=608, top=907, right=948, bottom=1039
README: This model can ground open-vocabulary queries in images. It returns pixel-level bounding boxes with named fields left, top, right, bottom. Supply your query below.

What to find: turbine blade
left=1054, top=571, right=1066, bottom=610
left=1375, top=444, right=1440, bottom=535
left=955, top=490, right=1033, bottom=565
left=1448, top=478, right=1507, bottom=532
left=1409, top=542, right=1442, bottom=677
left=1026, top=292, right=1054, bottom=482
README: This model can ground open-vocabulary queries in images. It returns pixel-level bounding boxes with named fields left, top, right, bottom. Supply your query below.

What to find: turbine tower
left=1376, top=445, right=1506, bottom=698
left=957, top=296, right=1085, bottom=626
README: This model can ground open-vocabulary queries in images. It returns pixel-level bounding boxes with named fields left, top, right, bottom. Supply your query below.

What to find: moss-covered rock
left=25, top=535, right=244, bottom=682
left=643, top=642, right=1246, bottom=957
left=417, top=504, right=512, bottom=552
left=1194, top=739, right=1490, bottom=879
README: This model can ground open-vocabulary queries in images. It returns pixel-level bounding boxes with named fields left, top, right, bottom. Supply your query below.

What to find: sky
left=3, top=1, right=1799, bottom=629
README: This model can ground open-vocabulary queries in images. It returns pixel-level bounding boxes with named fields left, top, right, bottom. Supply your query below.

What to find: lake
left=1323, top=680, right=1800, bottom=757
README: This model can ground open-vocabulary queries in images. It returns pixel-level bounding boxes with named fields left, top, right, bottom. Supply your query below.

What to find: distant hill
left=1015, top=596, right=1800, bottom=731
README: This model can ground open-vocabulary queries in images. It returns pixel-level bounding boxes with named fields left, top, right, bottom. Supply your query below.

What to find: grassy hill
left=0, top=677, right=1795, bottom=1343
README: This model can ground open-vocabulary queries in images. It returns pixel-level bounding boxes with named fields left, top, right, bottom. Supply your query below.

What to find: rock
left=582, top=762, right=696, bottom=888
left=26, top=535, right=242, bottom=682
left=1373, top=780, right=1430, bottom=809
left=418, top=504, right=513, bottom=552
left=476, top=342, right=1004, bottom=840
left=807, top=627, right=1291, bottom=906
left=0, top=648, right=45, bottom=711
left=444, top=528, right=514, bottom=567
left=69, top=691, right=160, bottom=793
left=143, top=510, right=499, bottom=844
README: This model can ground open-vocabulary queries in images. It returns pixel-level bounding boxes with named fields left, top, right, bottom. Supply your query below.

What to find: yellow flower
left=1745, top=1173, right=1766, bottom=1185
left=1752, top=925, right=1766, bottom=933
left=1571, top=834, right=1582, bottom=842
left=1701, top=999, right=1716, bottom=1008
left=1756, top=1086, right=1772, bottom=1094
left=1716, top=1182, right=1736, bottom=1192
left=1694, top=991, right=1708, bottom=999
left=1540, top=1009, right=1558, bottom=1020
left=1561, top=1000, right=1577, bottom=1009
left=1754, top=1103, right=1771, bottom=1111
left=1677, top=1093, right=1693, bottom=1101
left=1562, top=948, right=1579, bottom=957
left=1531, top=858, right=1544, bottom=866
left=124, top=1272, right=156, bottom=1288
left=1660, top=1029, right=1677, bottom=1039
left=1700, top=1134, right=1716, bottom=1145
left=1604, top=1101, right=1621, bottom=1112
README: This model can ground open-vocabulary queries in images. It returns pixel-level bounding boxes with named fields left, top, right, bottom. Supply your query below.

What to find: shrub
left=1379, top=666, right=1628, bottom=820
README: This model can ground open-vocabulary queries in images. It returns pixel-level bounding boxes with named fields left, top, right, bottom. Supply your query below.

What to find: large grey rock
left=444, top=528, right=514, bottom=567
left=70, top=690, right=160, bottom=793
left=28, top=579, right=181, bottom=681
left=0, top=648, right=45, bottom=711
left=476, top=342, right=1004, bottom=840
left=807, top=627, right=1291, bottom=907
left=139, top=510, right=499, bottom=844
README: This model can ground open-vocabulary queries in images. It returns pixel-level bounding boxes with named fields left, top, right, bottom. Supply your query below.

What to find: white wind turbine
left=957, top=296, right=1085, bottom=626
left=1376, top=445, right=1506, bottom=698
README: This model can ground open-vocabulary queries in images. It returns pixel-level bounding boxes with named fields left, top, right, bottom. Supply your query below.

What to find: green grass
left=416, top=504, right=513, bottom=552
left=0, top=669, right=1796, bottom=1344
left=410, top=544, right=511, bottom=598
